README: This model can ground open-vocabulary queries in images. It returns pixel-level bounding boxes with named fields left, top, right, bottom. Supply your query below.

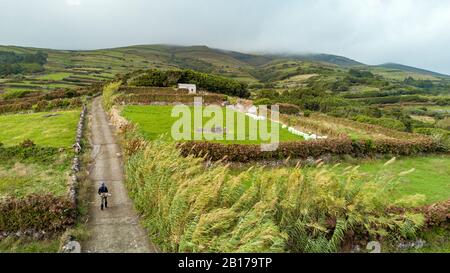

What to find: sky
left=1, top=0, right=450, bottom=74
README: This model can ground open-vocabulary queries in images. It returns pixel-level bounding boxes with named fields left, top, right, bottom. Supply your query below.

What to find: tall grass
left=123, top=126, right=425, bottom=253
left=102, top=81, right=121, bottom=111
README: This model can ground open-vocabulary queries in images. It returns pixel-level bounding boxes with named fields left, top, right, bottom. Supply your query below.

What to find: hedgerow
left=178, top=137, right=444, bottom=162
left=355, top=95, right=429, bottom=105
left=0, top=96, right=84, bottom=114
left=0, top=87, right=95, bottom=114
left=414, top=127, right=450, bottom=149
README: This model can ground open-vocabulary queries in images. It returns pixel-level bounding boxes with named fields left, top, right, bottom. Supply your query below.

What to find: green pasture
left=122, top=105, right=304, bottom=144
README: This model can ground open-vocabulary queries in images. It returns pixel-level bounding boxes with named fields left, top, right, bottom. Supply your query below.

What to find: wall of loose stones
left=68, top=104, right=87, bottom=206
left=59, top=104, right=87, bottom=253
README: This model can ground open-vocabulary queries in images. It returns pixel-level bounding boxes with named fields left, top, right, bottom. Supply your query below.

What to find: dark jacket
left=98, top=185, right=109, bottom=195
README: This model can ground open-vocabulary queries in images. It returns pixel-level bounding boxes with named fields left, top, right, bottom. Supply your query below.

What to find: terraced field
left=0, top=110, right=80, bottom=147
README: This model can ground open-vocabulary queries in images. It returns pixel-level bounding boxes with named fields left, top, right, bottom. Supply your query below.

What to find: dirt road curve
left=82, top=97, right=157, bottom=253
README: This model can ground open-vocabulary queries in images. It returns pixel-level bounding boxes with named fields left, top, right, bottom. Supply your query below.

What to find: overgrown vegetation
left=0, top=51, right=47, bottom=76
left=0, top=194, right=75, bottom=233
left=125, top=69, right=250, bottom=98
left=102, top=81, right=121, bottom=111
left=252, top=66, right=450, bottom=140
left=123, top=126, right=428, bottom=253
left=179, top=137, right=444, bottom=162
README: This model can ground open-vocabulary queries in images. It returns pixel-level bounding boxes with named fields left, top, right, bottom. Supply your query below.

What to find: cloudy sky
left=1, top=0, right=450, bottom=74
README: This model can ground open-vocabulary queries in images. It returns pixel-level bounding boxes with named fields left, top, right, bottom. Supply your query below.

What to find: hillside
left=279, top=53, right=364, bottom=67
left=376, top=63, right=449, bottom=78
left=1, top=44, right=448, bottom=88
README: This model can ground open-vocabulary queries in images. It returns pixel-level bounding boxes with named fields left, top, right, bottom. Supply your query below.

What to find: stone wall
left=68, top=104, right=87, bottom=206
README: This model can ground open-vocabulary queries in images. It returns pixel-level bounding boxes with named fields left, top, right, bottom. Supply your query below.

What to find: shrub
left=0, top=145, right=61, bottom=164
left=389, top=200, right=450, bottom=229
left=0, top=102, right=33, bottom=114
left=414, top=127, right=450, bottom=149
left=1, top=90, right=33, bottom=100
left=356, top=95, right=429, bottom=105
left=354, top=115, right=406, bottom=131
left=33, top=100, right=48, bottom=112
left=20, top=139, right=35, bottom=148
left=0, top=194, right=75, bottom=232
left=436, top=117, right=450, bottom=130
left=253, top=98, right=272, bottom=106
left=102, top=81, right=122, bottom=111
left=273, top=103, right=300, bottom=115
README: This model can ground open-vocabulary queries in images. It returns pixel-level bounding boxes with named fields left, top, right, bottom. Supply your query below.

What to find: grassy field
left=35, top=72, right=72, bottom=81
left=338, top=155, right=450, bottom=204
left=122, top=105, right=304, bottom=144
left=0, top=237, right=60, bottom=253
left=0, top=110, right=80, bottom=148
left=0, top=156, right=70, bottom=198
left=230, top=155, right=450, bottom=205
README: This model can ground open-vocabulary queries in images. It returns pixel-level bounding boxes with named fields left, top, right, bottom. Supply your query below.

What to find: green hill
left=1, top=44, right=448, bottom=92
left=376, top=63, right=449, bottom=78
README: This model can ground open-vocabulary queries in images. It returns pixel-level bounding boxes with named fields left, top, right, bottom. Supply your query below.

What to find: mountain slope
left=376, top=63, right=449, bottom=78
left=1, top=44, right=448, bottom=86
left=260, top=52, right=364, bottom=67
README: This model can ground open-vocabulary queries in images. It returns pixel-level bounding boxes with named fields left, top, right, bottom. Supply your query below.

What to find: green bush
left=0, top=145, right=61, bottom=164
left=1, top=90, right=33, bottom=100
left=414, top=127, right=450, bottom=149
left=273, top=103, right=300, bottom=115
left=253, top=98, right=272, bottom=106
left=356, top=95, right=429, bottom=105
left=354, top=115, right=406, bottom=131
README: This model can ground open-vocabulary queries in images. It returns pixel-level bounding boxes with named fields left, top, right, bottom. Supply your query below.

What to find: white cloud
left=66, top=0, right=81, bottom=6
left=1, top=0, right=450, bottom=74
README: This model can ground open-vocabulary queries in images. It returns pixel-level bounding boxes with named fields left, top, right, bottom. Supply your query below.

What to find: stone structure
left=178, top=83, right=197, bottom=94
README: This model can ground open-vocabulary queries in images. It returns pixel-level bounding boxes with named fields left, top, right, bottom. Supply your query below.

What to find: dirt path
left=82, top=97, right=157, bottom=253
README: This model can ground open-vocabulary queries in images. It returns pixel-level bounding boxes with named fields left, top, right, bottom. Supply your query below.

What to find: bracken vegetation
left=123, top=125, right=429, bottom=253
